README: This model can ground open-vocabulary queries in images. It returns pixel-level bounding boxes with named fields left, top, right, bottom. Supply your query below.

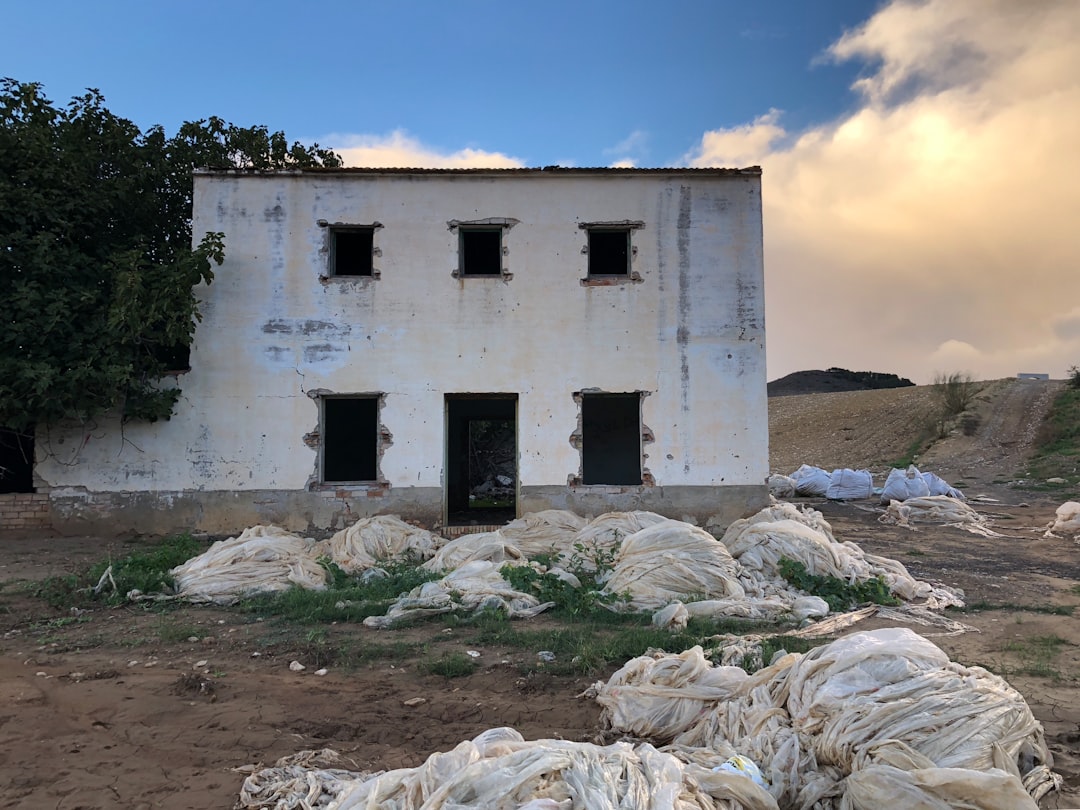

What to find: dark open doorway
left=446, top=395, right=517, bottom=526
left=0, top=427, right=34, bottom=494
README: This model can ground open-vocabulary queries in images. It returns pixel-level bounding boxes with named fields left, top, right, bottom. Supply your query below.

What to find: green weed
left=422, top=651, right=479, bottom=678
left=35, top=534, right=204, bottom=609
left=778, top=558, right=899, bottom=613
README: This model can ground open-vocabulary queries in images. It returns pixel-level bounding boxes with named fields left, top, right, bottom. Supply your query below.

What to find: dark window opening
left=460, top=229, right=502, bottom=276
left=0, top=426, right=34, bottom=494
left=582, top=394, right=641, bottom=485
left=446, top=395, right=517, bottom=525
left=323, top=397, right=378, bottom=482
left=153, top=343, right=191, bottom=373
left=331, top=228, right=374, bottom=277
left=588, top=229, right=630, bottom=276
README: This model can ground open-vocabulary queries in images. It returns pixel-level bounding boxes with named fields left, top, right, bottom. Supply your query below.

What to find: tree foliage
left=0, top=79, right=341, bottom=432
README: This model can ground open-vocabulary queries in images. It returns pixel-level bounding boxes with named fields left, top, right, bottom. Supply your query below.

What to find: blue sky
left=6, top=1, right=1080, bottom=384
left=7, top=1, right=875, bottom=167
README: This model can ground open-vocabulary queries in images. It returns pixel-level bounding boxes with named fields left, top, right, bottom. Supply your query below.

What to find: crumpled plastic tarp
left=171, top=525, right=329, bottom=603
left=879, top=495, right=1002, bottom=537
left=320, top=515, right=440, bottom=573
left=825, top=469, right=874, bottom=500
left=362, top=560, right=554, bottom=628
left=720, top=501, right=962, bottom=607
left=1043, top=500, right=1080, bottom=538
left=789, top=464, right=832, bottom=497
left=591, top=628, right=1061, bottom=810
left=238, top=726, right=781, bottom=810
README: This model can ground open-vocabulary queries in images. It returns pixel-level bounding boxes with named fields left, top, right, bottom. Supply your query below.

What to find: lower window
left=322, top=397, right=379, bottom=483
left=581, top=393, right=642, bottom=485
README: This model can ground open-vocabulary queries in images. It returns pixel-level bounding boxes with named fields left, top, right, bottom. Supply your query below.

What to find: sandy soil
left=1, top=378, right=1078, bottom=808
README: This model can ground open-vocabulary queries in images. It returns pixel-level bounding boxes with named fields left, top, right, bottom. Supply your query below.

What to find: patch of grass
left=240, top=559, right=441, bottom=623
left=35, top=534, right=204, bottom=609
left=1024, top=387, right=1080, bottom=485
left=889, top=435, right=929, bottom=469
left=778, top=558, right=900, bottom=613
left=998, top=634, right=1073, bottom=680
left=906, top=549, right=927, bottom=556
left=952, top=602, right=1074, bottom=616
left=455, top=609, right=793, bottom=676
left=422, top=651, right=479, bottom=678
left=500, top=539, right=628, bottom=618
left=153, top=617, right=204, bottom=643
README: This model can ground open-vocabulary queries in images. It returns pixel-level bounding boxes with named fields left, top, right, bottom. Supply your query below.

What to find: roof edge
left=192, top=166, right=762, bottom=177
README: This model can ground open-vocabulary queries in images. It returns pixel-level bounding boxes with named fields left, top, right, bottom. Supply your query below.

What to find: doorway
left=445, top=395, right=517, bottom=526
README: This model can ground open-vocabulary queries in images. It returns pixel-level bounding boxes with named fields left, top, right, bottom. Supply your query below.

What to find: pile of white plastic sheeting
left=721, top=502, right=963, bottom=607
left=320, top=516, right=440, bottom=573
left=421, top=531, right=526, bottom=572
left=498, top=509, right=588, bottom=557
left=879, top=495, right=1004, bottom=537
left=1043, top=501, right=1080, bottom=538
left=170, top=505, right=962, bottom=625
left=236, top=748, right=367, bottom=809
left=362, top=560, right=554, bottom=628
left=825, top=469, right=874, bottom=500
left=766, top=474, right=797, bottom=499
left=171, top=525, right=329, bottom=604
left=239, top=726, right=781, bottom=810
left=789, top=464, right=832, bottom=497
left=592, top=629, right=1062, bottom=809
left=602, top=520, right=745, bottom=612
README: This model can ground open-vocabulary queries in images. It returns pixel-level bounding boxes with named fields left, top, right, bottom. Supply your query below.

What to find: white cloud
left=603, top=129, right=649, bottom=167
left=326, top=129, right=525, bottom=169
left=686, top=0, right=1080, bottom=383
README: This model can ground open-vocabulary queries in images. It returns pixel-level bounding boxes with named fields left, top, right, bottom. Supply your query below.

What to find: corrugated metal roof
left=193, top=166, right=761, bottom=176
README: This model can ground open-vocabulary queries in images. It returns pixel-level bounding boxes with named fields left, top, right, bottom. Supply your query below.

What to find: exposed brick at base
left=0, top=493, right=51, bottom=530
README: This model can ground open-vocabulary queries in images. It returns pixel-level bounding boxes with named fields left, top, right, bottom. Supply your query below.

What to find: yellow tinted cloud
left=688, top=0, right=1080, bottom=383
left=329, top=130, right=525, bottom=169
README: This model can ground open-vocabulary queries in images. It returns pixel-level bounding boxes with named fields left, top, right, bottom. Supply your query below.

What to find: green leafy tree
left=0, top=79, right=341, bottom=433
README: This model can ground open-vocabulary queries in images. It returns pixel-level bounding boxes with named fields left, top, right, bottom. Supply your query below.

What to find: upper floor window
left=587, top=228, right=630, bottom=276
left=459, top=228, right=503, bottom=276
left=580, top=220, right=645, bottom=284
left=329, top=226, right=375, bottom=277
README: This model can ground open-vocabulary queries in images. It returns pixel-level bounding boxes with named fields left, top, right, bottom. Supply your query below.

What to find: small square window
left=587, top=229, right=630, bottom=276
left=322, top=396, right=379, bottom=482
left=460, top=228, right=503, bottom=276
left=581, top=393, right=642, bottom=485
left=330, top=228, right=374, bottom=277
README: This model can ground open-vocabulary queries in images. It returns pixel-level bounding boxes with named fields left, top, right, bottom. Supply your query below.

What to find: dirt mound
left=768, top=377, right=1063, bottom=485
left=768, top=368, right=915, bottom=397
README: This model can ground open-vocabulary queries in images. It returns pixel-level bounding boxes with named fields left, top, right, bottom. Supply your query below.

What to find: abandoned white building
left=29, top=167, right=769, bottom=534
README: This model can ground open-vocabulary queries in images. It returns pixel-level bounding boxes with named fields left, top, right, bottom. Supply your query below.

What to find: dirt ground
left=2, top=378, right=1079, bottom=809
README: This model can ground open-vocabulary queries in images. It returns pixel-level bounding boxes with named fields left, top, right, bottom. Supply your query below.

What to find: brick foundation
left=0, top=492, right=51, bottom=530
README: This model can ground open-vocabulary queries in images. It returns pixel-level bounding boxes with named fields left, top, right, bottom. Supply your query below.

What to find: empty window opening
left=460, top=228, right=503, bottom=276
left=322, top=397, right=378, bottom=482
left=330, top=228, right=374, bottom=277
left=588, top=229, right=630, bottom=276
left=582, top=394, right=642, bottom=485
left=446, top=396, right=517, bottom=525
left=153, top=343, right=191, bottom=374
left=0, top=426, right=34, bottom=494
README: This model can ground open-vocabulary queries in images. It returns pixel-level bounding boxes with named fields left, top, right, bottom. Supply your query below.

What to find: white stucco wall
left=37, top=168, right=767, bottom=531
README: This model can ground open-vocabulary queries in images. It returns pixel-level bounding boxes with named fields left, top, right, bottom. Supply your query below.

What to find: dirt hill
left=768, top=377, right=1063, bottom=486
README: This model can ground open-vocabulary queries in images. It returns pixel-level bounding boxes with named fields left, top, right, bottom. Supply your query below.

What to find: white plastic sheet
left=1043, top=500, right=1080, bottom=538
left=881, top=465, right=932, bottom=503
left=790, top=464, right=831, bottom=497
left=592, top=628, right=1060, bottom=809
left=825, top=469, right=873, bottom=500
left=240, top=727, right=781, bottom=810
left=317, top=515, right=440, bottom=573
left=171, top=526, right=328, bottom=604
